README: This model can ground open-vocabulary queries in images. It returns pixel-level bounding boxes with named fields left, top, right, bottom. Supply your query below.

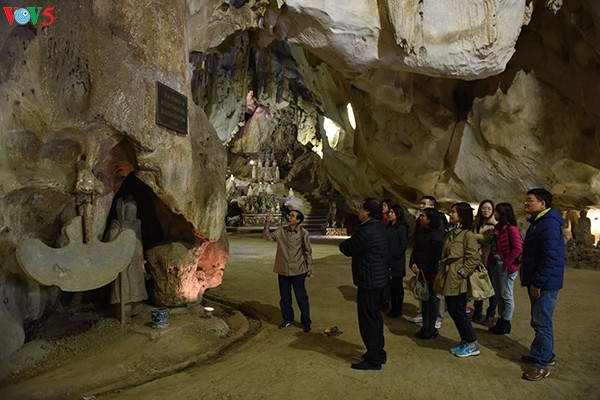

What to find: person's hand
left=265, top=213, right=273, bottom=223
left=493, top=254, right=501, bottom=260
left=410, top=263, right=419, bottom=274
left=307, top=268, right=313, bottom=278
left=529, top=285, right=541, bottom=299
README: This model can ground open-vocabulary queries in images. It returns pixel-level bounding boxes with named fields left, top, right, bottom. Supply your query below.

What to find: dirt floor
left=1, top=234, right=600, bottom=400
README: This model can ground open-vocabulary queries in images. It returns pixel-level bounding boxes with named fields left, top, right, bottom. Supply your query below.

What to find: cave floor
left=2, top=234, right=600, bottom=400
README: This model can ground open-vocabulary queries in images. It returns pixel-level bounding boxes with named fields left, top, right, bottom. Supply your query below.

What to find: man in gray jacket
left=340, top=198, right=389, bottom=370
left=264, top=207, right=313, bottom=332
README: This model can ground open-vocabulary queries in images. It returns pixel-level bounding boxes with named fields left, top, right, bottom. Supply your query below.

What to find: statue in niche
left=573, top=209, right=595, bottom=248
left=226, top=175, right=236, bottom=199
left=105, top=197, right=148, bottom=307
left=274, top=160, right=280, bottom=181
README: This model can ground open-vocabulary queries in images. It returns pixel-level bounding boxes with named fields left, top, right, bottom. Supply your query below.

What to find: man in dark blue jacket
left=521, top=188, right=565, bottom=381
left=339, top=198, right=389, bottom=370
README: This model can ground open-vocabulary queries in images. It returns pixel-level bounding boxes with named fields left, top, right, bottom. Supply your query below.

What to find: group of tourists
left=262, top=188, right=565, bottom=381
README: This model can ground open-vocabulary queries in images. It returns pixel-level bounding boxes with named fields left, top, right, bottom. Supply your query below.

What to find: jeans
left=529, top=289, right=558, bottom=368
left=446, top=293, right=477, bottom=343
left=490, top=260, right=518, bottom=320
left=278, top=273, right=311, bottom=328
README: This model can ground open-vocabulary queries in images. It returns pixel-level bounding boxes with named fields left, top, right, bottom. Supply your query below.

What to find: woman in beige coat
left=434, top=202, right=481, bottom=358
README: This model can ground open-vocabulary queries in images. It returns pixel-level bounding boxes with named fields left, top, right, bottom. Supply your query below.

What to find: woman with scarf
left=471, top=200, right=498, bottom=326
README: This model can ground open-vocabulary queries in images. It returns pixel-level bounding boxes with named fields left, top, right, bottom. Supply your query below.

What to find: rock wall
left=0, top=0, right=227, bottom=359
left=192, top=0, right=600, bottom=211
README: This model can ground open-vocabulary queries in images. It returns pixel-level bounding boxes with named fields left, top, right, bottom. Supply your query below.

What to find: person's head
left=524, top=188, right=552, bottom=215
left=449, top=202, right=474, bottom=230
left=477, top=200, right=494, bottom=220
left=123, top=200, right=138, bottom=222
left=474, top=200, right=494, bottom=231
left=382, top=198, right=394, bottom=215
left=419, top=196, right=437, bottom=212
left=387, top=204, right=406, bottom=226
left=358, top=198, right=382, bottom=222
left=580, top=209, right=588, bottom=218
left=494, top=202, right=518, bottom=227
left=286, top=209, right=304, bottom=227
left=420, top=207, right=443, bottom=231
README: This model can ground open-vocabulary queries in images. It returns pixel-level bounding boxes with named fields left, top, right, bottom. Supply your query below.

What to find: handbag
left=461, top=233, right=494, bottom=300
left=467, top=263, right=495, bottom=300
left=409, top=270, right=429, bottom=301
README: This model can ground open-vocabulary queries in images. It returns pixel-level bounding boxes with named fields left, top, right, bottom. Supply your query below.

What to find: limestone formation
left=0, top=0, right=227, bottom=359
left=146, top=241, right=228, bottom=306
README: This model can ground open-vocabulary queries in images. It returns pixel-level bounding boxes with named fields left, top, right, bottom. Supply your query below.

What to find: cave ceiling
left=192, top=0, right=600, bottom=210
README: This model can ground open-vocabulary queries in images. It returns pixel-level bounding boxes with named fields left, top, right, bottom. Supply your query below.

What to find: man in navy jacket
left=520, top=188, right=564, bottom=381
left=340, top=198, right=389, bottom=370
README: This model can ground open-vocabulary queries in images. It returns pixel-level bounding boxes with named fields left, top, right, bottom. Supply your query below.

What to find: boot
left=502, top=319, right=512, bottom=334
left=489, top=318, right=505, bottom=334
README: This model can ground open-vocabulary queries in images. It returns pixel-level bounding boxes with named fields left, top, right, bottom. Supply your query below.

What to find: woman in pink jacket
left=489, top=203, right=523, bottom=335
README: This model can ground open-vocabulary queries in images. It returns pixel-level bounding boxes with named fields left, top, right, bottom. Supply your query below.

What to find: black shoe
left=489, top=319, right=505, bottom=334
left=278, top=321, right=294, bottom=329
left=416, top=329, right=439, bottom=340
left=522, top=354, right=556, bottom=366
left=362, top=354, right=386, bottom=365
left=303, top=325, right=311, bottom=332
left=351, top=361, right=382, bottom=370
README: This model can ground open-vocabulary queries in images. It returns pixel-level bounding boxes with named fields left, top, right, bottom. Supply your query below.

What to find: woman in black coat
left=409, top=208, right=445, bottom=338
left=386, top=205, right=409, bottom=317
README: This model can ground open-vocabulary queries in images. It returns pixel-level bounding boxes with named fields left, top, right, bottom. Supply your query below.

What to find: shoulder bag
left=463, top=234, right=495, bottom=300
left=409, top=269, right=429, bottom=301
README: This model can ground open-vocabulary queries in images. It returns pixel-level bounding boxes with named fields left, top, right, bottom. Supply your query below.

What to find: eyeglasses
left=524, top=198, right=540, bottom=204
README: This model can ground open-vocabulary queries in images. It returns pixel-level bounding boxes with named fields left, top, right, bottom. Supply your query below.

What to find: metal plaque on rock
left=156, top=81, right=188, bottom=135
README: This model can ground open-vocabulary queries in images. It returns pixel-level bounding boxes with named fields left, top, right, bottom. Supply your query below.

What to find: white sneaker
left=435, top=318, right=443, bottom=329
left=409, top=315, right=423, bottom=323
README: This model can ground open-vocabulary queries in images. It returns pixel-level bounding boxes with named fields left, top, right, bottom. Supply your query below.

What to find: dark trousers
left=357, top=287, right=386, bottom=364
left=473, top=268, right=498, bottom=317
left=389, top=277, right=405, bottom=315
left=473, top=296, right=497, bottom=318
left=422, top=283, right=438, bottom=334
left=278, top=273, right=311, bottom=328
left=446, top=293, right=477, bottom=343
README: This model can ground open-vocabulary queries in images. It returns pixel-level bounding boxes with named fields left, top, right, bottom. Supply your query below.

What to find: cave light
left=346, top=103, right=356, bottom=130
left=587, top=208, right=600, bottom=244
left=323, top=117, right=340, bottom=150
left=312, top=141, right=323, bottom=159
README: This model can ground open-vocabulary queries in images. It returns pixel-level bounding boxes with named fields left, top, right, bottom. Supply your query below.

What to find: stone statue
left=105, top=197, right=148, bottom=305
left=226, top=175, right=236, bottom=198
left=574, top=209, right=595, bottom=248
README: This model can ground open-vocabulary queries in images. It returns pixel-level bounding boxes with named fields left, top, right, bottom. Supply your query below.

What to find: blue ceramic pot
left=151, top=308, right=170, bottom=329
